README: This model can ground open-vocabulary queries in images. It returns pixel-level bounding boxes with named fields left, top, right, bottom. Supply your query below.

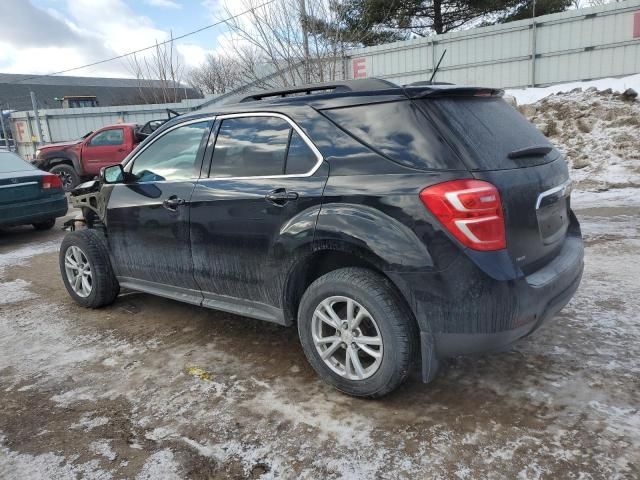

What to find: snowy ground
left=0, top=192, right=638, bottom=479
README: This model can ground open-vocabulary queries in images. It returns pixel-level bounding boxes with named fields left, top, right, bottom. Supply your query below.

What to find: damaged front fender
left=69, top=180, right=110, bottom=223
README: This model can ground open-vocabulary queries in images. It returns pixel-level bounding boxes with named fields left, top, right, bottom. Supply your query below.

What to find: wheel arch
left=283, top=242, right=417, bottom=330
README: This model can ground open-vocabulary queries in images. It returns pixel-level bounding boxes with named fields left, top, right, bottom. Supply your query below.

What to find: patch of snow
left=0, top=240, right=60, bottom=274
left=0, top=279, right=37, bottom=305
left=0, top=434, right=111, bottom=480
left=572, top=188, right=640, bottom=209
left=71, top=413, right=110, bottom=431
left=136, top=450, right=181, bottom=480
left=506, top=73, right=640, bottom=105
left=89, top=440, right=117, bottom=462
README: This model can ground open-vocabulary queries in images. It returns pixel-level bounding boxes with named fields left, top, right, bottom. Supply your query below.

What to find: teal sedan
left=0, top=149, right=67, bottom=230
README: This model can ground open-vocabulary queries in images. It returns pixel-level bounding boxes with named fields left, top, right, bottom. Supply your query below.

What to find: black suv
left=60, top=79, right=584, bottom=397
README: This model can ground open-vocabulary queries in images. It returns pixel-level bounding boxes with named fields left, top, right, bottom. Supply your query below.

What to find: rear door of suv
left=190, top=113, right=328, bottom=317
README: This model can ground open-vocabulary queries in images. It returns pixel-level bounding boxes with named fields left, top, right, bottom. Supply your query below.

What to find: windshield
left=81, top=131, right=93, bottom=139
left=0, top=151, right=33, bottom=173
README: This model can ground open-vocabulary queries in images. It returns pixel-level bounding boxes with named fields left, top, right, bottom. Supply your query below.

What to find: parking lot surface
left=0, top=196, right=639, bottom=479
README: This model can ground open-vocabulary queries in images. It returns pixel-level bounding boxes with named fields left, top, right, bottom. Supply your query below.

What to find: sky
left=0, top=0, right=240, bottom=79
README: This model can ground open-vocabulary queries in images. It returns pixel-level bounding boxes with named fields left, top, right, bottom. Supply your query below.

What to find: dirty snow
left=0, top=211, right=638, bottom=477
left=517, top=87, right=640, bottom=191
left=0, top=279, right=36, bottom=305
left=506, top=73, right=640, bottom=105
left=0, top=240, right=60, bottom=274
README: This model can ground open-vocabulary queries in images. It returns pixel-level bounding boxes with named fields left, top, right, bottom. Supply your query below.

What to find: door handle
left=265, top=188, right=298, bottom=206
left=162, top=195, right=186, bottom=211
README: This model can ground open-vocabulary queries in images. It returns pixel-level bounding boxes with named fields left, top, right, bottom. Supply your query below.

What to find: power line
left=6, top=0, right=277, bottom=85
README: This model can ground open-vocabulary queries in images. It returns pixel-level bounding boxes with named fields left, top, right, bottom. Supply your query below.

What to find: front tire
left=298, top=267, right=417, bottom=398
left=59, top=229, right=119, bottom=308
left=50, top=164, right=80, bottom=192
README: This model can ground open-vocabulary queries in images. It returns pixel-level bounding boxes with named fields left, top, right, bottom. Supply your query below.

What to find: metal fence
left=344, top=0, right=640, bottom=88
left=9, top=96, right=214, bottom=160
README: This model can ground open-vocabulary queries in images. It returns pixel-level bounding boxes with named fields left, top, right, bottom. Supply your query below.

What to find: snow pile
left=506, top=73, right=640, bottom=105
left=517, top=87, right=640, bottom=191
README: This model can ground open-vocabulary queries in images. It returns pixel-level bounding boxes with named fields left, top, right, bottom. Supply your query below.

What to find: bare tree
left=188, top=54, right=244, bottom=95
left=218, top=0, right=364, bottom=89
left=127, top=32, right=186, bottom=104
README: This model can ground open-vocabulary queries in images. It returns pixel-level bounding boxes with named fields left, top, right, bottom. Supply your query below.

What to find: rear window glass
left=323, top=101, right=464, bottom=170
left=0, top=151, right=32, bottom=173
left=420, top=97, right=555, bottom=171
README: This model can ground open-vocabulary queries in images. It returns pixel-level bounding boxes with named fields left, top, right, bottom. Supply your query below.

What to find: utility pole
left=0, top=102, right=10, bottom=151
left=30, top=91, right=44, bottom=146
left=531, top=0, right=537, bottom=87
left=300, top=0, right=310, bottom=84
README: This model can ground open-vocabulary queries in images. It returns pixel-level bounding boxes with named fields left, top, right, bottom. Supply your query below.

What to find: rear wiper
left=508, top=145, right=552, bottom=159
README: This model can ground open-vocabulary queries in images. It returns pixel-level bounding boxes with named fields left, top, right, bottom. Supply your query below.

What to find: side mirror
left=100, top=164, right=124, bottom=184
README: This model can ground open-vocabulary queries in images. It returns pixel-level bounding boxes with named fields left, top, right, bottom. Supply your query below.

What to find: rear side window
left=322, top=100, right=464, bottom=170
left=211, top=117, right=289, bottom=177
left=210, top=116, right=318, bottom=177
left=420, top=97, right=555, bottom=171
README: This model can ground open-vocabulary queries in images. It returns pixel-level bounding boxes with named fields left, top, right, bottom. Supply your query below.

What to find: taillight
left=42, top=174, right=63, bottom=190
left=420, top=179, right=506, bottom=251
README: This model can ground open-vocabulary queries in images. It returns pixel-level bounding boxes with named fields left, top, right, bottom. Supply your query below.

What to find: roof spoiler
left=404, top=86, right=504, bottom=99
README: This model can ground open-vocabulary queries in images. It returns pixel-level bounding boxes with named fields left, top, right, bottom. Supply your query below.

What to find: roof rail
left=229, top=78, right=398, bottom=104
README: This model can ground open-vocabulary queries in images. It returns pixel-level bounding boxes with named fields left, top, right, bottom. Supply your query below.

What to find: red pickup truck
left=33, top=122, right=157, bottom=191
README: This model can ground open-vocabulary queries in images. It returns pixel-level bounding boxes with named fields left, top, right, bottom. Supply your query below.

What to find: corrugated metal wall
left=10, top=97, right=212, bottom=160
left=345, top=0, right=640, bottom=88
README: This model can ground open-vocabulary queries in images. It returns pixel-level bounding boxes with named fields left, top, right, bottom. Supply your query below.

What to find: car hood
left=40, top=140, right=82, bottom=150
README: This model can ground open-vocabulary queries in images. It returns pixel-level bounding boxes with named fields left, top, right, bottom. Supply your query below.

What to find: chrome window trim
left=208, top=112, right=324, bottom=180
left=535, top=179, right=572, bottom=210
left=124, top=112, right=324, bottom=181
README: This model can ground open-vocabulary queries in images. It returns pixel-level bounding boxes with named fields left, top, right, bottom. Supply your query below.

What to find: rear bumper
left=0, top=195, right=68, bottom=226
left=435, top=240, right=583, bottom=356
left=390, top=219, right=584, bottom=361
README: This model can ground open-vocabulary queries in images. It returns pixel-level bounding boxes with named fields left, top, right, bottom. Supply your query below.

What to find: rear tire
left=50, top=164, right=80, bottom=192
left=33, top=218, right=56, bottom=230
left=59, top=229, right=119, bottom=308
left=298, top=267, right=417, bottom=398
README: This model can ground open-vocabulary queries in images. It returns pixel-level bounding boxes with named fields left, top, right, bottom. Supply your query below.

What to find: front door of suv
left=106, top=120, right=213, bottom=301
left=190, top=113, right=328, bottom=318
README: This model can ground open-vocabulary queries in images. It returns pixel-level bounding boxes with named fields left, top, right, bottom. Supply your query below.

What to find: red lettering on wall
left=352, top=58, right=367, bottom=79
left=634, top=12, right=640, bottom=38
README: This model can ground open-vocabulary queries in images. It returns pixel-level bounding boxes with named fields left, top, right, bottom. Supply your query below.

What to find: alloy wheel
left=311, top=296, right=383, bottom=380
left=64, top=245, right=93, bottom=297
left=56, top=171, right=73, bottom=190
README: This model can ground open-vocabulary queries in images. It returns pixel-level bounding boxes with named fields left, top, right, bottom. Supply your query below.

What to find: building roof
left=0, top=73, right=201, bottom=111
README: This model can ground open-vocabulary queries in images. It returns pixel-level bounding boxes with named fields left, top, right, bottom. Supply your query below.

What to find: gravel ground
left=0, top=194, right=639, bottom=479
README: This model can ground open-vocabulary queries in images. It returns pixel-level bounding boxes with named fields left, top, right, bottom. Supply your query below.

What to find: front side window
left=89, top=129, right=124, bottom=146
left=210, top=116, right=291, bottom=178
left=130, top=121, right=210, bottom=182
